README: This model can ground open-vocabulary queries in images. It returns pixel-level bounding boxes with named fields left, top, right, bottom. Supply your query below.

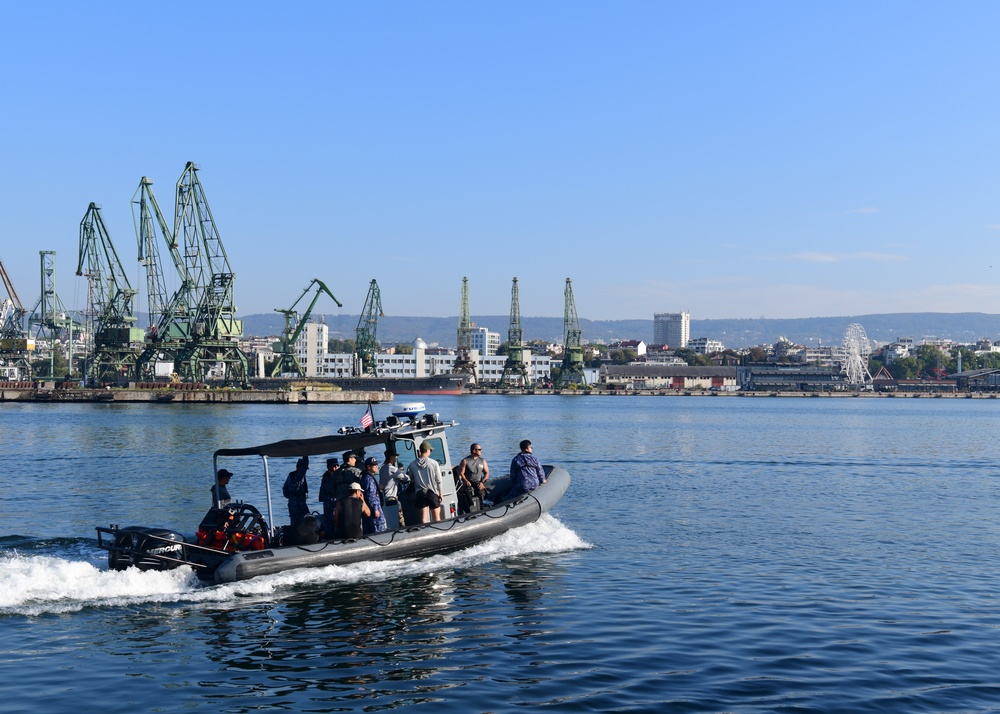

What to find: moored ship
left=250, top=373, right=469, bottom=395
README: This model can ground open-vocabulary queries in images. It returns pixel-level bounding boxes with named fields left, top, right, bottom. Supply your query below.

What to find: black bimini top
left=214, top=431, right=398, bottom=460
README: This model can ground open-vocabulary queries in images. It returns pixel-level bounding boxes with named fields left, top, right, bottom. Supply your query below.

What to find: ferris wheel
left=842, top=323, right=873, bottom=385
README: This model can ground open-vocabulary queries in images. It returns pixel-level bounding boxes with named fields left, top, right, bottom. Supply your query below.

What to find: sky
left=3, top=2, right=1000, bottom=322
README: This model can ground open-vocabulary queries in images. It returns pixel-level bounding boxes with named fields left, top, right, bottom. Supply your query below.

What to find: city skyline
left=4, top=4, right=1000, bottom=321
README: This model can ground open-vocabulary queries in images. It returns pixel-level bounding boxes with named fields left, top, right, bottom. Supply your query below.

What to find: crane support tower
left=354, top=279, right=383, bottom=378
left=76, top=203, right=146, bottom=385
left=499, top=277, right=530, bottom=388
left=270, top=279, right=341, bottom=378
left=0, top=260, right=32, bottom=381
left=555, top=277, right=586, bottom=388
left=27, top=251, right=81, bottom=379
left=451, top=277, right=478, bottom=385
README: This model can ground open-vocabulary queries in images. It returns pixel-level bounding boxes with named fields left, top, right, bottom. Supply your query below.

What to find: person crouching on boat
left=334, top=482, right=370, bottom=539
left=406, top=441, right=444, bottom=524
left=361, top=457, right=387, bottom=533
left=507, top=440, right=546, bottom=500
left=283, top=456, right=310, bottom=526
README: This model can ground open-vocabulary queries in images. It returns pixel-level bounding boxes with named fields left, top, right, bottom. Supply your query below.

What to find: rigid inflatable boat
left=96, top=404, right=570, bottom=584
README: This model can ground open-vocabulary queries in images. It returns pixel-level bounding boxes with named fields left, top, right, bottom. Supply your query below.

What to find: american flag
left=360, top=403, right=374, bottom=429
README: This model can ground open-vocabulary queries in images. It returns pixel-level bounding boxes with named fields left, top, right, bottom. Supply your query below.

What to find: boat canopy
left=215, top=431, right=397, bottom=459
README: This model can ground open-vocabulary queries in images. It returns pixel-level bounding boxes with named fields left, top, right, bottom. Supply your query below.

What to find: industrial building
left=599, top=364, right=737, bottom=390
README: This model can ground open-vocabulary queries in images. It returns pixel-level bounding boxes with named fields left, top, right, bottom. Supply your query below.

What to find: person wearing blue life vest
left=361, top=457, right=387, bottom=534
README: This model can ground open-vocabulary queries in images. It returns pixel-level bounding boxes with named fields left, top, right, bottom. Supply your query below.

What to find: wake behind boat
left=95, top=403, right=570, bottom=584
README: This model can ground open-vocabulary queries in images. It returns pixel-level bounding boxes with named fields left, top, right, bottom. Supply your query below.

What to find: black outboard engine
left=108, top=527, right=187, bottom=571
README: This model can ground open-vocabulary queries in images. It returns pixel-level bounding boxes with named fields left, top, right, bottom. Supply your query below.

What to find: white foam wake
left=1, top=515, right=589, bottom=616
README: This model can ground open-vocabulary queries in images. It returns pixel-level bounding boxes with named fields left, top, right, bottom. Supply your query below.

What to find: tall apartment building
left=653, top=312, right=690, bottom=349
left=294, top=321, right=329, bottom=377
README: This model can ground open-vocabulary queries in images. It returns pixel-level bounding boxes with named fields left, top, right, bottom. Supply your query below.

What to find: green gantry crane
left=76, top=202, right=145, bottom=385
left=555, top=277, right=586, bottom=388
left=353, top=279, right=383, bottom=377
left=27, top=250, right=82, bottom=379
left=451, top=276, right=478, bottom=385
left=270, top=279, right=341, bottom=378
left=131, top=163, right=250, bottom=386
left=499, top=277, right=530, bottom=388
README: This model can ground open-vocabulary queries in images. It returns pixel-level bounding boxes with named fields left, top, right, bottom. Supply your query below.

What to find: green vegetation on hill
left=239, top=312, right=1000, bottom=349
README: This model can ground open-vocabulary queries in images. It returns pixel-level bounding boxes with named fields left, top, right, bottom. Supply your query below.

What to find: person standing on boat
left=282, top=456, right=310, bottom=527
left=334, top=482, right=370, bottom=539
left=508, top=440, right=546, bottom=500
left=361, top=457, right=387, bottom=533
left=380, top=449, right=407, bottom=529
left=337, top=451, right=363, bottom=501
left=211, top=469, right=233, bottom=507
left=318, top=458, right=340, bottom=536
left=456, top=443, right=490, bottom=514
left=406, top=441, right=444, bottom=524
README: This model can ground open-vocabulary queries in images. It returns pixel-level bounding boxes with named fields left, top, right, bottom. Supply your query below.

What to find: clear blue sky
left=3, top=3, right=1000, bottom=322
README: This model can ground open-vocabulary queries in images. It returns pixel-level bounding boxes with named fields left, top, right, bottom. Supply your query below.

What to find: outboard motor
left=108, top=527, right=187, bottom=571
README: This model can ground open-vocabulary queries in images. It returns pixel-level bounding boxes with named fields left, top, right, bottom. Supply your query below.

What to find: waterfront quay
left=470, top=386, right=1000, bottom=398
left=5, top=384, right=998, bottom=403
left=0, top=383, right=391, bottom=404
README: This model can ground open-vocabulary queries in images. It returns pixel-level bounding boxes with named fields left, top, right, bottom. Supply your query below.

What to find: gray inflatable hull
left=211, top=465, right=570, bottom=583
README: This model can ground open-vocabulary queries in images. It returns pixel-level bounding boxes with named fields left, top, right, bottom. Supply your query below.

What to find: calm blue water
left=4, top=395, right=1000, bottom=712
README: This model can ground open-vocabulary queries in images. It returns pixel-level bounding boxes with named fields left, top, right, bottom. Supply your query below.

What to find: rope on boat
left=287, top=496, right=530, bottom=551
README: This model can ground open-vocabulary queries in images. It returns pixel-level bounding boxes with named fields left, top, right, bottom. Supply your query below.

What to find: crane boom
left=270, top=279, right=341, bottom=378
left=0, top=259, right=26, bottom=341
left=174, top=161, right=239, bottom=339
left=0, top=260, right=24, bottom=313
left=77, top=203, right=138, bottom=333
left=132, top=176, right=192, bottom=336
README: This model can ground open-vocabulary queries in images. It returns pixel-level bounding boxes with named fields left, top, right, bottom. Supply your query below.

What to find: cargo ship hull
left=250, top=373, right=468, bottom=395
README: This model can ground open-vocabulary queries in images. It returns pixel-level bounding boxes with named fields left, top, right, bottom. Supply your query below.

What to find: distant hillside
left=240, top=312, right=1000, bottom=349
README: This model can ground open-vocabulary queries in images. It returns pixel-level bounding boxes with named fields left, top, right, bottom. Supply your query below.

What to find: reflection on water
left=142, top=557, right=573, bottom=710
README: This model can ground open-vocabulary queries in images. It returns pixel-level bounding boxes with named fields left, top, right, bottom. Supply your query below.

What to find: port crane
left=172, top=162, right=249, bottom=386
left=451, top=277, right=478, bottom=384
left=27, top=251, right=81, bottom=379
left=131, top=174, right=196, bottom=382
left=499, top=277, right=530, bottom=388
left=76, top=203, right=145, bottom=385
left=0, top=259, right=32, bottom=381
left=270, top=279, right=341, bottom=377
left=555, top=278, right=586, bottom=388
left=354, top=279, right=383, bottom=377
left=131, top=164, right=249, bottom=386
